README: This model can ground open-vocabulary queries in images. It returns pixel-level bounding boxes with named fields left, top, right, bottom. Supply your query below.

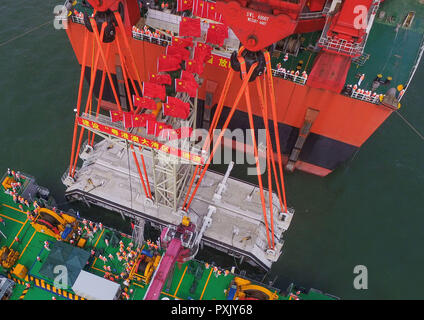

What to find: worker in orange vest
left=358, top=73, right=365, bottom=86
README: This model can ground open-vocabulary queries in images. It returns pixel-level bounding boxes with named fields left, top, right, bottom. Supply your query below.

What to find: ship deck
left=0, top=172, right=335, bottom=300
left=70, top=0, right=424, bottom=101
left=273, top=0, right=424, bottom=96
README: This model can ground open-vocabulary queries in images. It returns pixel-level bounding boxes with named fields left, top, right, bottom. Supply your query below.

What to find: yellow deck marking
left=2, top=204, right=28, bottom=216
left=9, top=220, right=28, bottom=248
left=174, top=265, right=188, bottom=297
left=133, top=282, right=144, bottom=288
left=91, top=265, right=120, bottom=280
left=304, top=52, right=313, bottom=71
left=93, top=229, right=105, bottom=248
left=91, top=265, right=145, bottom=291
left=200, top=268, right=213, bottom=300
left=91, top=256, right=101, bottom=270
left=160, top=290, right=184, bottom=300
left=91, top=265, right=106, bottom=273
left=19, top=230, right=36, bottom=259
left=89, top=230, right=105, bottom=269
left=0, top=212, right=24, bottom=224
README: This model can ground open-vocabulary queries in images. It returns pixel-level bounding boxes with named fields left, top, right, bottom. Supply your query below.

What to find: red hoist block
left=216, top=1, right=298, bottom=52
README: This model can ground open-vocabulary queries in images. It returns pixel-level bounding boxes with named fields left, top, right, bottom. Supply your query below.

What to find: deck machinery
left=0, top=170, right=338, bottom=300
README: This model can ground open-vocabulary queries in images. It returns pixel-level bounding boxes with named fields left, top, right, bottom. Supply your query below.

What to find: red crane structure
left=63, top=0, right=384, bottom=298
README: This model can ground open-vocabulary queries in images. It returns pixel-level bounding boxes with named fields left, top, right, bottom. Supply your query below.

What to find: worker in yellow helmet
left=397, top=85, right=405, bottom=100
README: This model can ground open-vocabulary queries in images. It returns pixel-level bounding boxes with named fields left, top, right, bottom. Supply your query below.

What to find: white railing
left=148, top=9, right=182, bottom=25
left=299, top=11, right=325, bottom=20
left=350, top=88, right=382, bottom=104
left=371, top=0, right=381, bottom=15
left=272, top=69, right=308, bottom=85
left=71, top=14, right=85, bottom=25
left=132, top=30, right=172, bottom=46
left=318, top=36, right=364, bottom=57
left=146, top=9, right=239, bottom=51
left=317, top=0, right=381, bottom=57
left=299, top=0, right=332, bottom=21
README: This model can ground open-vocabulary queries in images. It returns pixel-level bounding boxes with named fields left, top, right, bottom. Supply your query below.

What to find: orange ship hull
left=66, top=22, right=393, bottom=176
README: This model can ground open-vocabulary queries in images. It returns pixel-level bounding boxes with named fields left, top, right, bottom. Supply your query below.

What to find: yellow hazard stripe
left=25, top=274, right=82, bottom=301
left=19, top=288, right=29, bottom=300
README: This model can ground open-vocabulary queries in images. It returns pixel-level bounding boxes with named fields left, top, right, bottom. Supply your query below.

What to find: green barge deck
left=0, top=170, right=336, bottom=300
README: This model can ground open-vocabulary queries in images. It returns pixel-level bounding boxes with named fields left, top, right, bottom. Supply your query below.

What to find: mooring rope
left=394, top=110, right=424, bottom=142
left=0, top=20, right=51, bottom=48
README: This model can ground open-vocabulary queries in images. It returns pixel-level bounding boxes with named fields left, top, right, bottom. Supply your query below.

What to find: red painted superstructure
left=65, top=0, right=395, bottom=176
